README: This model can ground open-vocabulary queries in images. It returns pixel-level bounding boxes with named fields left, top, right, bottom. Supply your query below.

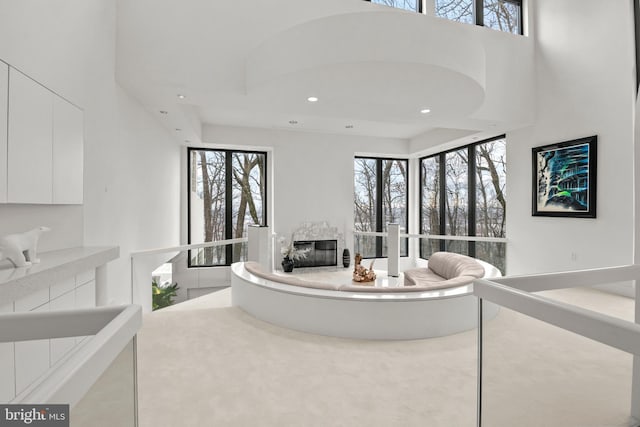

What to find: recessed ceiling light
left=420, top=109, right=431, bottom=114
left=307, top=96, right=319, bottom=102
left=289, top=120, right=298, bottom=125
left=345, top=125, right=354, bottom=129
left=159, top=110, right=168, bottom=114
left=177, top=94, right=186, bottom=99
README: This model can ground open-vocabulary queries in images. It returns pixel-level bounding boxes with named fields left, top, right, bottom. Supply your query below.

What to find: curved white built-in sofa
left=231, top=252, right=501, bottom=340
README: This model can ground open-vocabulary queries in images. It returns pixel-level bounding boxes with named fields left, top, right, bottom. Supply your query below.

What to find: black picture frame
left=532, top=135, right=597, bottom=218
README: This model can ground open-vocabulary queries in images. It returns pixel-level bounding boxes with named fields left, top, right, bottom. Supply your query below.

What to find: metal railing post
left=632, top=278, right=640, bottom=423
left=477, top=297, right=483, bottom=427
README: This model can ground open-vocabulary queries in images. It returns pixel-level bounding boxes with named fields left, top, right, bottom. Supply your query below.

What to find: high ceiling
left=115, top=0, right=531, bottom=145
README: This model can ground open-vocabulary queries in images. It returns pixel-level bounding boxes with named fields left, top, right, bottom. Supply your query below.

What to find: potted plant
left=279, top=235, right=310, bottom=272
left=152, top=280, right=180, bottom=311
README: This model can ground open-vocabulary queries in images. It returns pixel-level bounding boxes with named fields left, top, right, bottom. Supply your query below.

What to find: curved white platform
left=231, top=262, right=500, bottom=340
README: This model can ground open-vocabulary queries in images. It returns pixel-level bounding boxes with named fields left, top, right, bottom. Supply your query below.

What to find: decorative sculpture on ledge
left=352, top=252, right=376, bottom=283
left=0, top=226, right=50, bottom=268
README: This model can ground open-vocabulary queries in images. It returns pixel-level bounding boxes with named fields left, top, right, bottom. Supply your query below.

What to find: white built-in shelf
left=0, top=247, right=119, bottom=302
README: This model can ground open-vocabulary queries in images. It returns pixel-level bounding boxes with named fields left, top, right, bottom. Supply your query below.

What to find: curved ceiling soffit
left=245, top=11, right=487, bottom=122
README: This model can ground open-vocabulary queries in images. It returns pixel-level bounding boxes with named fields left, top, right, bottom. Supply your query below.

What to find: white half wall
left=506, top=0, right=636, bottom=275
left=0, top=0, right=181, bottom=304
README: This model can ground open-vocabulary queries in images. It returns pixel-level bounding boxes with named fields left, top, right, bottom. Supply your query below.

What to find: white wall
left=84, top=85, right=181, bottom=303
left=506, top=0, right=636, bottom=275
left=199, top=1, right=635, bottom=284
left=0, top=0, right=181, bottom=304
left=0, top=0, right=94, bottom=251
left=200, top=125, right=410, bottom=253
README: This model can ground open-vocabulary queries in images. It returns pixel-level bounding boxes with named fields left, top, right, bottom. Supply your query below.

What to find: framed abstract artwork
left=532, top=135, right=597, bottom=218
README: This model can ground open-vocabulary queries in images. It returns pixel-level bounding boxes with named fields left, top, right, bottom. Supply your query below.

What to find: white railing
left=130, top=238, right=248, bottom=258
left=130, top=230, right=506, bottom=311
left=353, top=230, right=507, bottom=277
left=353, top=230, right=508, bottom=243
left=473, top=266, right=640, bottom=426
left=1, top=305, right=141, bottom=412
left=130, top=238, right=248, bottom=312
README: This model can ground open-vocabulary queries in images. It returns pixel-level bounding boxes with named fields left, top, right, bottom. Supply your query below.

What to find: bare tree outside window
left=189, top=149, right=266, bottom=267
left=192, top=150, right=226, bottom=265
left=354, top=157, right=408, bottom=258
left=420, top=137, right=507, bottom=273
left=475, top=138, right=506, bottom=272
left=484, top=0, right=521, bottom=34
left=232, top=153, right=266, bottom=262
left=445, top=149, right=469, bottom=255
left=435, top=0, right=474, bottom=24
left=382, top=159, right=408, bottom=256
left=371, top=0, right=419, bottom=12
left=354, top=158, right=378, bottom=258
left=435, top=0, right=521, bottom=34
left=366, top=0, right=522, bottom=34
left=421, top=156, right=441, bottom=257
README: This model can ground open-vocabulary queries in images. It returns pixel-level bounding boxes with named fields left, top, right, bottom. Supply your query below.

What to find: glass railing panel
left=444, top=239, right=469, bottom=255
left=354, top=235, right=408, bottom=258
left=354, top=234, right=376, bottom=258
left=382, top=237, right=409, bottom=257
left=189, top=245, right=226, bottom=267
left=419, top=237, right=441, bottom=259
left=480, top=297, right=634, bottom=426
left=189, top=242, right=249, bottom=267
left=232, top=241, right=248, bottom=263
left=71, top=339, right=136, bottom=427
left=419, top=238, right=506, bottom=274
left=474, top=241, right=506, bottom=275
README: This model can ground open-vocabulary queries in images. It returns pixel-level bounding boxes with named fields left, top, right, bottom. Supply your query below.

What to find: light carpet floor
left=137, top=287, right=635, bottom=427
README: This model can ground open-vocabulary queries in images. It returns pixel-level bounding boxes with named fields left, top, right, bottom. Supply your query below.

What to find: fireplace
left=293, top=240, right=338, bottom=268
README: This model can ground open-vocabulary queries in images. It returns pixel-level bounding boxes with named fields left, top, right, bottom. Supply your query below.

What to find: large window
left=435, top=0, right=474, bottom=24
left=188, top=148, right=267, bottom=267
left=354, top=157, right=408, bottom=258
left=365, top=0, right=523, bottom=34
left=420, top=136, right=506, bottom=272
left=369, top=0, right=421, bottom=13
left=435, top=0, right=522, bottom=34
left=482, top=0, right=522, bottom=34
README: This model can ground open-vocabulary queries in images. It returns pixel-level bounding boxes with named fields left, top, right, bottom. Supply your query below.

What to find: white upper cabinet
left=0, top=63, right=7, bottom=203
left=3, top=65, right=84, bottom=205
left=7, top=68, right=53, bottom=204
left=53, top=96, right=83, bottom=204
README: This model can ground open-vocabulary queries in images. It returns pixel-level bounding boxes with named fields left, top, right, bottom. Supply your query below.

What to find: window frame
left=365, top=0, right=423, bottom=14
left=419, top=135, right=505, bottom=260
left=187, top=147, right=268, bottom=268
left=479, top=0, right=523, bottom=35
left=635, top=0, right=640, bottom=94
left=354, top=156, right=410, bottom=259
left=364, top=0, right=524, bottom=35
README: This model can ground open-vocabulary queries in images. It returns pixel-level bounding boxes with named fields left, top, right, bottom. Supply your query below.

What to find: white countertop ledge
left=0, top=246, right=119, bottom=302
